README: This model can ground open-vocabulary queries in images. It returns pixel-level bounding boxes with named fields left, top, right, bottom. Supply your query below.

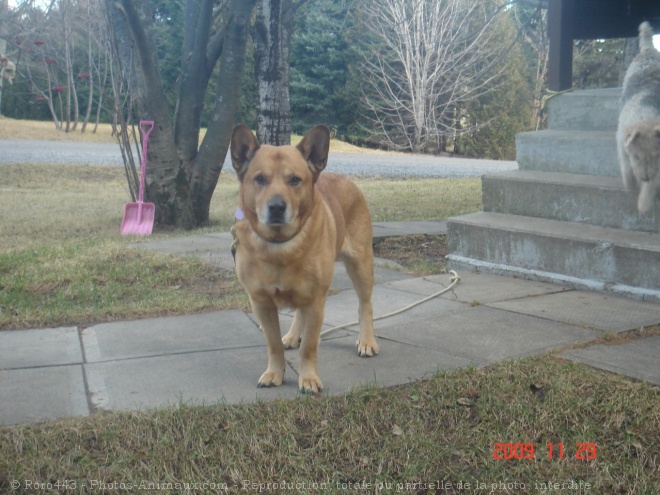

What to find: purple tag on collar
left=235, top=207, right=245, bottom=221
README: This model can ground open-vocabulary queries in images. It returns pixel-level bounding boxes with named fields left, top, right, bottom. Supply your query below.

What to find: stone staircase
left=447, top=88, right=660, bottom=301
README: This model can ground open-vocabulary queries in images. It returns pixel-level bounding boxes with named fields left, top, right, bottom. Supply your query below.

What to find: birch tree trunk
left=81, top=0, right=94, bottom=133
left=253, top=0, right=302, bottom=145
left=0, top=0, right=7, bottom=116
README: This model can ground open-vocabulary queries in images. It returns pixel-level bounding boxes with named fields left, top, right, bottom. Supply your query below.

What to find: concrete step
left=546, top=88, right=620, bottom=132
left=446, top=212, right=660, bottom=300
left=482, top=171, right=659, bottom=233
left=516, top=130, right=619, bottom=177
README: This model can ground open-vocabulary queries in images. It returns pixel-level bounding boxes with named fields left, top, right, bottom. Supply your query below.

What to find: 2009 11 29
left=493, top=442, right=597, bottom=460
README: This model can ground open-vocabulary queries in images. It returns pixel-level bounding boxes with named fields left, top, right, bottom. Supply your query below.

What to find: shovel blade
left=120, top=202, right=155, bottom=236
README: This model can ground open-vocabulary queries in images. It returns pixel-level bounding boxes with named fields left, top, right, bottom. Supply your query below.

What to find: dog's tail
left=639, top=21, right=656, bottom=52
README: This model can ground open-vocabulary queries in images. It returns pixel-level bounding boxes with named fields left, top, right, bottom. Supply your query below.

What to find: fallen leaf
left=392, top=424, right=403, bottom=436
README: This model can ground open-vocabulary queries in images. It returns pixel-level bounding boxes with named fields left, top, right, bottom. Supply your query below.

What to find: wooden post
left=547, top=0, right=574, bottom=91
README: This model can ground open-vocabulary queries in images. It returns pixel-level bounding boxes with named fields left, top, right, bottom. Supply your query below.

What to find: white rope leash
left=319, top=270, right=461, bottom=339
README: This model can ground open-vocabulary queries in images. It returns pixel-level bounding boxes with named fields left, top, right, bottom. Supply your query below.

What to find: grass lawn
left=1, top=356, right=657, bottom=493
left=1, top=120, right=658, bottom=494
left=0, top=161, right=479, bottom=329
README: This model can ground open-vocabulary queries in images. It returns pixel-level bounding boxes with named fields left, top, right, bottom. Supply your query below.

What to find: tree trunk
left=190, top=0, right=256, bottom=225
left=0, top=0, right=7, bottom=116
left=173, top=0, right=215, bottom=162
left=81, top=0, right=94, bottom=133
left=108, top=0, right=194, bottom=228
left=106, top=0, right=256, bottom=229
left=253, top=0, right=295, bottom=145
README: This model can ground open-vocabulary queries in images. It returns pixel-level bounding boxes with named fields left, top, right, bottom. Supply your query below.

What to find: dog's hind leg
left=342, top=250, right=379, bottom=357
left=282, top=310, right=303, bottom=349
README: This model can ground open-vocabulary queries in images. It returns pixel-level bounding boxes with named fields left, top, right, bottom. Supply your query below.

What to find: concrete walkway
left=1, top=221, right=658, bottom=426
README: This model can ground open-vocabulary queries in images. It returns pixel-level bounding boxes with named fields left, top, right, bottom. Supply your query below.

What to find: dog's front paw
left=357, top=338, right=379, bottom=357
left=282, top=332, right=301, bottom=349
left=299, top=374, right=323, bottom=394
left=257, top=368, right=284, bottom=388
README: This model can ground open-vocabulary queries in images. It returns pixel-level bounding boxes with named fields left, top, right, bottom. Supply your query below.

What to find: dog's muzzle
left=266, top=196, right=287, bottom=225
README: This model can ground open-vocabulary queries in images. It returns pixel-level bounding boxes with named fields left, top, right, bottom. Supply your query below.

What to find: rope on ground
left=319, top=270, right=461, bottom=339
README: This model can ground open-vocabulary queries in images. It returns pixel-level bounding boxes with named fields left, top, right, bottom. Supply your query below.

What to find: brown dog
left=230, top=124, right=378, bottom=393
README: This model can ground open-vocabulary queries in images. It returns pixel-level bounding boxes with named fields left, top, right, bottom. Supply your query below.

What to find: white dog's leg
left=622, top=162, right=637, bottom=190
left=637, top=180, right=657, bottom=214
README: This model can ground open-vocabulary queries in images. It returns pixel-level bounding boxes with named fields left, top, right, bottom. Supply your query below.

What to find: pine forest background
left=0, top=0, right=629, bottom=161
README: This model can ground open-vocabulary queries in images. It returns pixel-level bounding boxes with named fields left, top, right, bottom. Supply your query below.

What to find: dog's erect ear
left=625, top=129, right=640, bottom=149
left=297, top=125, right=330, bottom=181
left=231, top=125, right=260, bottom=181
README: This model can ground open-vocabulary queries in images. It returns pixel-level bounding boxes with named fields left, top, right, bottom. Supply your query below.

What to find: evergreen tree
left=151, top=0, right=184, bottom=112
left=290, top=0, right=359, bottom=138
left=456, top=6, right=534, bottom=160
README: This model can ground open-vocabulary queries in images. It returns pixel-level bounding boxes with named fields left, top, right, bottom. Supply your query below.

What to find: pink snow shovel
left=120, top=120, right=155, bottom=236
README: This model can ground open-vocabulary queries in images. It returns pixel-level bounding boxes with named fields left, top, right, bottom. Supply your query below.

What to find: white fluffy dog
left=617, top=21, right=660, bottom=214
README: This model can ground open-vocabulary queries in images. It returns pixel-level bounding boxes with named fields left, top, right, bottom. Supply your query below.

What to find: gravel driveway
left=1, top=139, right=517, bottom=178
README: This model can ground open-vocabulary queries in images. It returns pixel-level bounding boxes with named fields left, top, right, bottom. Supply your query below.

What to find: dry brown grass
left=0, top=117, right=385, bottom=152
left=0, top=162, right=479, bottom=329
left=1, top=356, right=657, bottom=494
left=0, top=116, right=117, bottom=143
left=0, top=163, right=480, bottom=250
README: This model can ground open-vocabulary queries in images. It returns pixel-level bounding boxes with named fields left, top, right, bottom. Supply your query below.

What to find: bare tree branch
left=358, top=0, right=509, bottom=152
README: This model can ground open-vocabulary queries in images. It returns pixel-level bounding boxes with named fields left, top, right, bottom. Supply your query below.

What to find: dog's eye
left=254, top=174, right=268, bottom=186
left=289, top=176, right=302, bottom=186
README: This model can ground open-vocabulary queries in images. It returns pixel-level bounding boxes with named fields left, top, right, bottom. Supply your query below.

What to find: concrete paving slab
left=0, top=365, right=89, bottom=426
left=129, top=234, right=237, bottom=270
left=382, top=272, right=568, bottom=305
left=0, top=327, right=82, bottom=370
left=320, top=285, right=466, bottom=328
left=561, top=336, right=660, bottom=385
left=375, top=306, right=600, bottom=366
left=248, top=312, right=356, bottom=345
left=283, top=335, right=471, bottom=395
left=248, top=312, right=350, bottom=342
left=431, top=272, right=569, bottom=304
left=84, top=347, right=299, bottom=411
left=488, top=291, right=660, bottom=332
left=82, top=311, right=263, bottom=362
left=381, top=273, right=460, bottom=298
left=129, top=235, right=224, bottom=255
left=328, top=262, right=409, bottom=292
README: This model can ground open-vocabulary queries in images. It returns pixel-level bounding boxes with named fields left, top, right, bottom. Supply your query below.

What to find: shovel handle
left=138, top=120, right=154, bottom=203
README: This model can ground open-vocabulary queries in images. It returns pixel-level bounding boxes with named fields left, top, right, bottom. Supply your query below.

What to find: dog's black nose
left=267, top=196, right=287, bottom=223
